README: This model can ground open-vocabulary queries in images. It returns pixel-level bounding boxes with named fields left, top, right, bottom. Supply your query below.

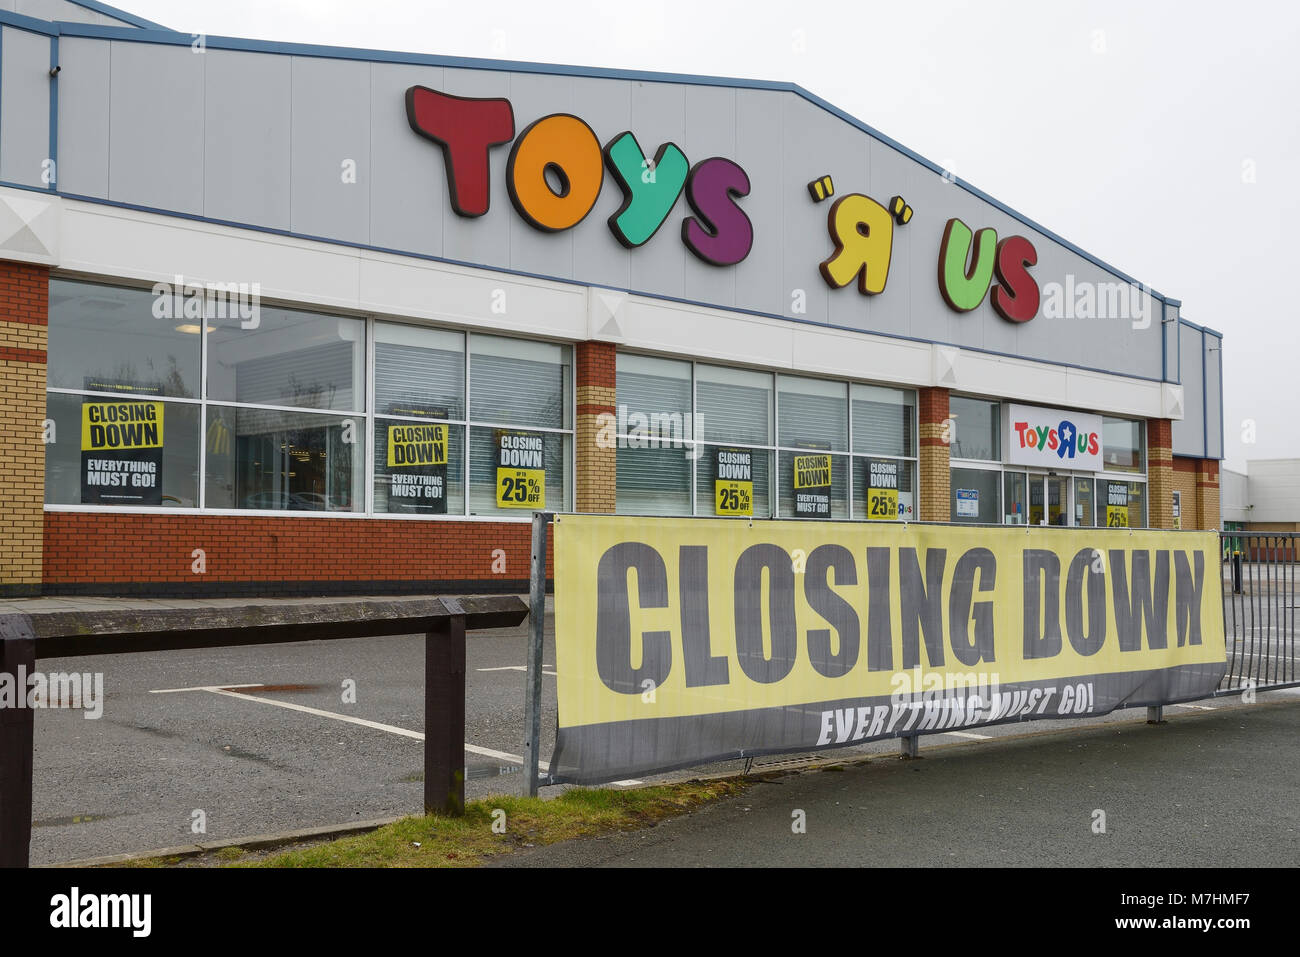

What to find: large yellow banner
left=550, top=515, right=1226, bottom=783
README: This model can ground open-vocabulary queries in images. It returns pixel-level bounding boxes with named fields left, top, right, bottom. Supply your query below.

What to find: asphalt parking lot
left=25, top=597, right=1298, bottom=865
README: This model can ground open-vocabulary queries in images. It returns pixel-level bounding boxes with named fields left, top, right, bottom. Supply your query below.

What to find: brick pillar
left=1146, top=419, right=1174, bottom=529
left=918, top=387, right=950, bottom=523
left=0, top=261, right=48, bottom=595
left=1196, top=459, right=1220, bottom=531
left=575, top=340, right=616, bottom=513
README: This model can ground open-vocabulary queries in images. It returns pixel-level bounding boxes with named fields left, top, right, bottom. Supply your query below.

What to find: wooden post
left=424, top=610, right=466, bottom=816
left=0, top=619, right=36, bottom=868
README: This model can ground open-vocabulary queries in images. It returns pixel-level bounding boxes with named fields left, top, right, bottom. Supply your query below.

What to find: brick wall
left=1167, top=455, right=1221, bottom=531
left=575, top=340, right=616, bottom=513
left=1195, top=458, right=1220, bottom=531
left=0, top=260, right=48, bottom=594
left=918, top=387, right=950, bottom=522
left=44, top=513, right=553, bottom=597
left=1170, top=457, right=1198, bottom=529
left=1146, top=418, right=1174, bottom=529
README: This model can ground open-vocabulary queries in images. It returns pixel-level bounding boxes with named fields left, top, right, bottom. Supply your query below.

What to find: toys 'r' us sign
left=406, top=86, right=754, bottom=266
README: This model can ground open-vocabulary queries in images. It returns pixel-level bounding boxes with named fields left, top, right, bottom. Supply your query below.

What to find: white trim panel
left=25, top=186, right=1173, bottom=420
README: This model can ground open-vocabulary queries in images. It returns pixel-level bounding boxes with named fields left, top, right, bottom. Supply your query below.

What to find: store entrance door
left=1027, top=472, right=1072, bottom=527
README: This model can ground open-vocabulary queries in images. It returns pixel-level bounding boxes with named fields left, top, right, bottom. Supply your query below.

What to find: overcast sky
left=118, top=0, right=1299, bottom=472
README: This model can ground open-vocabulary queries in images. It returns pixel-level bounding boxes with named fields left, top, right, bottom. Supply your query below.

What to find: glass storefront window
left=373, top=420, right=464, bottom=516
left=853, top=458, right=915, bottom=522
left=470, top=334, right=571, bottom=431
left=695, top=446, right=772, bottom=519
left=207, top=307, right=365, bottom=412
left=1102, top=417, right=1145, bottom=473
left=1003, top=471, right=1028, bottom=525
left=949, top=396, right=1000, bottom=461
left=618, top=445, right=692, bottom=515
left=45, top=280, right=576, bottom=517
left=48, top=280, right=201, bottom=398
left=613, top=359, right=913, bottom=521
left=468, top=427, right=569, bottom=517
left=44, top=392, right=200, bottom=507
left=615, top=355, right=693, bottom=515
left=778, top=452, right=848, bottom=520
left=1074, top=476, right=1095, bottom=527
left=204, top=406, right=362, bottom=511
left=777, top=375, right=848, bottom=452
left=697, top=365, right=772, bottom=446
left=1099, top=479, right=1146, bottom=528
left=375, top=324, right=464, bottom=420
left=951, top=467, right=1000, bottom=523
left=1125, top=481, right=1146, bottom=529
left=852, top=384, right=915, bottom=458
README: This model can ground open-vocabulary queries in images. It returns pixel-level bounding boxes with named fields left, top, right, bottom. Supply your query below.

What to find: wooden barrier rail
left=0, top=594, right=529, bottom=868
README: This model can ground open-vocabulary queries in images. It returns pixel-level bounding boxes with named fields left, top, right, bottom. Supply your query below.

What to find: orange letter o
left=507, top=114, right=604, bottom=232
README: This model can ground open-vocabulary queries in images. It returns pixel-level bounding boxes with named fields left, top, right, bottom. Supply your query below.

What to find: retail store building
left=0, top=2, right=1225, bottom=597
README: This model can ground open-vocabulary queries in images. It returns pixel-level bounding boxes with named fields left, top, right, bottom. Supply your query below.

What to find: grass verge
left=227, top=778, right=749, bottom=868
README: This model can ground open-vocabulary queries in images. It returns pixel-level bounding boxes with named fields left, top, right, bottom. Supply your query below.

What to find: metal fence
left=1220, top=532, right=1298, bottom=695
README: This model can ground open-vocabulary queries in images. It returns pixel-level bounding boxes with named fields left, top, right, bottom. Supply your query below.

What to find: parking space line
left=207, top=688, right=425, bottom=739
left=943, top=731, right=992, bottom=739
left=152, top=684, right=549, bottom=770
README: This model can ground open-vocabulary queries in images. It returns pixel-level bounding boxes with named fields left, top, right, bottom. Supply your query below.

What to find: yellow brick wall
left=575, top=343, right=616, bottom=513
left=0, top=260, right=49, bottom=592
left=1170, top=466, right=1197, bottom=530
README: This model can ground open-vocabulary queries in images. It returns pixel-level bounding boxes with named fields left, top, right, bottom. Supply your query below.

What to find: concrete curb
left=42, top=816, right=404, bottom=868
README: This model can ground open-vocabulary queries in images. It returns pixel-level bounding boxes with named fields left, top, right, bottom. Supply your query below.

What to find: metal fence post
left=0, top=617, right=36, bottom=868
left=424, top=609, right=466, bottom=816
left=899, top=734, right=919, bottom=759
left=523, top=511, right=551, bottom=797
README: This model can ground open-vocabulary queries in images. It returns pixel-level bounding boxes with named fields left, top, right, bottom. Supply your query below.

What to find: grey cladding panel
left=1204, top=335, right=1223, bottom=458
left=369, top=62, right=443, bottom=260
left=0, top=26, right=50, bottom=188
left=108, top=40, right=204, bottom=215
left=204, top=50, right=291, bottom=231
left=731, top=88, right=783, bottom=316
left=1171, top=323, right=1205, bottom=456
left=290, top=56, right=371, bottom=244
left=14, top=0, right=136, bottom=25
left=54, top=36, right=109, bottom=197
